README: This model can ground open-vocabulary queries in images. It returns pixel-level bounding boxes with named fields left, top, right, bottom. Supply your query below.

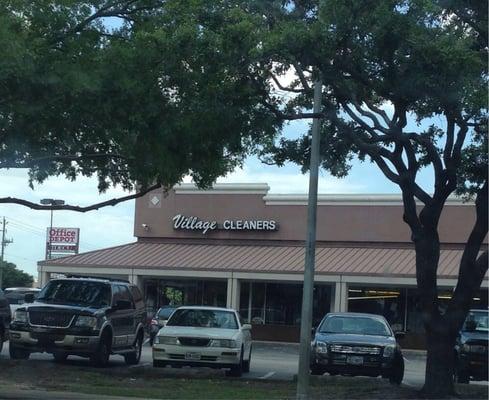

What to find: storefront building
left=38, top=184, right=488, bottom=347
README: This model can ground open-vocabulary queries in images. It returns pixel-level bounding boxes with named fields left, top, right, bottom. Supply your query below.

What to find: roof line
left=38, top=241, right=138, bottom=266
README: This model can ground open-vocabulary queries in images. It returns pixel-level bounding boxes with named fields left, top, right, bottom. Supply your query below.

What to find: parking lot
left=0, top=340, right=448, bottom=389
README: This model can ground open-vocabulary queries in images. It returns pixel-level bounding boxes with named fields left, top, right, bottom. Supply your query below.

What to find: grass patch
left=0, top=359, right=487, bottom=399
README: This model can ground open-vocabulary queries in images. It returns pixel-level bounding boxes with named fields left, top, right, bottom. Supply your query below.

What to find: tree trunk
left=422, top=325, right=457, bottom=398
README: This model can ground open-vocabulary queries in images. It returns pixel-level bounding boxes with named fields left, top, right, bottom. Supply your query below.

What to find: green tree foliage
left=0, top=2, right=486, bottom=395
left=0, top=261, right=34, bottom=289
left=0, top=0, right=281, bottom=210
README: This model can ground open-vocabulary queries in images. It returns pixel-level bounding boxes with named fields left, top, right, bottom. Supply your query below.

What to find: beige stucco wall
left=134, top=187, right=483, bottom=245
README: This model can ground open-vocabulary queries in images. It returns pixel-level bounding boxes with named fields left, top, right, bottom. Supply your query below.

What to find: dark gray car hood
left=315, top=332, right=396, bottom=346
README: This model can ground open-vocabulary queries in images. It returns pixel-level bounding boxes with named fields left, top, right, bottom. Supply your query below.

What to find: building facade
left=38, top=184, right=488, bottom=347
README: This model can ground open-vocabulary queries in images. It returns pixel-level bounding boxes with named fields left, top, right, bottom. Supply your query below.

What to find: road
left=0, top=341, right=486, bottom=389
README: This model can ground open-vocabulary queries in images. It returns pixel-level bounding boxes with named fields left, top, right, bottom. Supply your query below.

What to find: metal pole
left=296, top=78, right=322, bottom=400
left=48, top=209, right=53, bottom=260
left=0, top=217, right=5, bottom=289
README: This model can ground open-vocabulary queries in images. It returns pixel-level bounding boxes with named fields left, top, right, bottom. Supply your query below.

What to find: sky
left=0, top=119, right=438, bottom=279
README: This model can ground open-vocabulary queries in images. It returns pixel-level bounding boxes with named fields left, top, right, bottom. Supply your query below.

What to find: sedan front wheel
left=228, top=348, right=244, bottom=377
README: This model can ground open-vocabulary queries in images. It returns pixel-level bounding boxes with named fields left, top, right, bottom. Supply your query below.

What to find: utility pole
left=296, top=78, right=322, bottom=400
left=0, top=217, right=14, bottom=289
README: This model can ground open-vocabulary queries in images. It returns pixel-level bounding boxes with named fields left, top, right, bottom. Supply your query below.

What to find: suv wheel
left=125, top=332, right=143, bottom=365
left=455, top=366, right=470, bottom=384
left=91, top=332, right=111, bottom=367
left=9, top=344, right=30, bottom=360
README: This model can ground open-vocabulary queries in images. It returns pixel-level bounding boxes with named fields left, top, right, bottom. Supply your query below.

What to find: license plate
left=185, top=352, right=201, bottom=360
left=347, top=356, right=363, bottom=365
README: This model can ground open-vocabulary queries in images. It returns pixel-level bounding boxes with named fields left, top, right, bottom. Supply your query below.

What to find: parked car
left=0, top=289, right=11, bottom=353
left=149, top=306, right=176, bottom=346
left=454, top=309, right=488, bottom=383
left=4, top=287, right=41, bottom=313
left=152, top=306, right=252, bottom=376
left=9, top=277, right=146, bottom=366
left=310, top=312, right=405, bottom=384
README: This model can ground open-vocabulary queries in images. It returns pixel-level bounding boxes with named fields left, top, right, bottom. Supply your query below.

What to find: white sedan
left=152, top=306, right=252, bottom=376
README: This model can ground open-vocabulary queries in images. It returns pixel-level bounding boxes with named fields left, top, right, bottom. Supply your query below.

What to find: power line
left=6, top=217, right=100, bottom=250
left=4, top=252, right=38, bottom=263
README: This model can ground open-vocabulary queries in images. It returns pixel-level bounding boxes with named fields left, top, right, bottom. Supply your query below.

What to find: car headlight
left=210, top=339, right=238, bottom=348
left=383, top=345, right=396, bottom=358
left=315, top=341, right=328, bottom=354
left=155, top=336, right=178, bottom=345
left=13, top=310, right=28, bottom=323
left=74, top=316, right=97, bottom=329
left=467, top=345, right=486, bottom=354
left=461, top=343, right=471, bottom=353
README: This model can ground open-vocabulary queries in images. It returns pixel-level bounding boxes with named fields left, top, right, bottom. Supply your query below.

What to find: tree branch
left=292, top=61, right=311, bottom=91
left=270, top=74, right=304, bottom=93
left=0, top=183, right=162, bottom=212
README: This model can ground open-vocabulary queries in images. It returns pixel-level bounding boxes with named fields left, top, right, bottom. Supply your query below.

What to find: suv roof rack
left=63, top=275, right=130, bottom=283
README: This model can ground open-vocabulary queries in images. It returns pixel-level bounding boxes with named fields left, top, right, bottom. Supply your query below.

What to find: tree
left=1, top=2, right=486, bottom=396
left=247, top=1, right=486, bottom=397
left=0, top=261, right=34, bottom=289
left=0, top=0, right=281, bottom=211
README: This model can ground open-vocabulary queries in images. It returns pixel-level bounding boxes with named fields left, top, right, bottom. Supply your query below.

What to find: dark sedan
left=310, top=312, right=405, bottom=384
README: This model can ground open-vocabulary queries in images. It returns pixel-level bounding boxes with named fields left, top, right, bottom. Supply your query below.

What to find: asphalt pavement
left=0, top=340, right=487, bottom=389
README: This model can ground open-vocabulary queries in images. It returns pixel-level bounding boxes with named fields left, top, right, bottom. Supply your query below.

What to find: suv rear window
left=37, top=280, right=111, bottom=308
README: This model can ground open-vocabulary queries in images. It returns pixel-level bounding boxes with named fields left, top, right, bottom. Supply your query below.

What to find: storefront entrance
left=239, top=281, right=332, bottom=342
left=144, top=278, right=227, bottom=316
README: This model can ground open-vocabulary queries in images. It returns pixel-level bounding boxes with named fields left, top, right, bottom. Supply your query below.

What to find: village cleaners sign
left=172, top=214, right=277, bottom=234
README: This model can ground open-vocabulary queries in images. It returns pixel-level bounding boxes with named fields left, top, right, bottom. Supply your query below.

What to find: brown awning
left=38, top=241, right=471, bottom=279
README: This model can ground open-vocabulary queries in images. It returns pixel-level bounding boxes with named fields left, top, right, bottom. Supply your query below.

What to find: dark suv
left=0, top=289, right=11, bottom=353
left=9, top=277, right=146, bottom=366
left=310, top=312, right=405, bottom=384
left=454, top=309, right=488, bottom=383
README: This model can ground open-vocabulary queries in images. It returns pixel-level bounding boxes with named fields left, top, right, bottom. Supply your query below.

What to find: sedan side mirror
left=394, top=331, right=405, bottom=340
left=311, top=327, right=316, bottom=336
left=242, top=324, right=252, bottom=330
left=24, top=293, right=35, bottom=303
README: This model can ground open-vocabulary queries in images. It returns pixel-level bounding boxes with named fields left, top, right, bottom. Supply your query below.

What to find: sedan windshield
left=167, top=309, right=238, bottom=329
left=320, top=316, right=391, bottom=336
left=37, top=280, right=111, bottom=308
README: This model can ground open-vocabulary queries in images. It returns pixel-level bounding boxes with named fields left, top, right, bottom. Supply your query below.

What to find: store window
left=347, top=287, right=406, bottom=332
left=348, top=286, right=489, bottom=335
left=239, top=281, right=331, bottom=327
left=144, top=279, right=227, bottom=314
left=406, top=287, right=489, bottom=335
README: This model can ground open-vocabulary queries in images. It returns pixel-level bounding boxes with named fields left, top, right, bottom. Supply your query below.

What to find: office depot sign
left=46, top=227, right=80, bottom=258
left=47, top=228, right=80, bottom=244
